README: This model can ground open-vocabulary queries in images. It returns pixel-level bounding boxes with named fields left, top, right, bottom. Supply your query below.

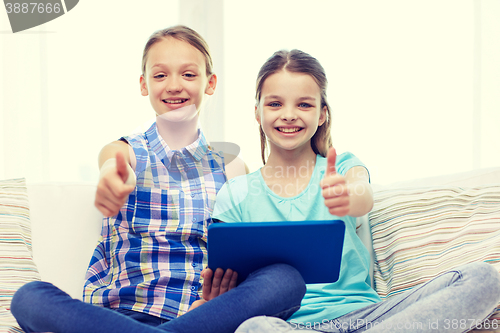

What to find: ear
left=255, top=105, right=261, bottom=125
left=140, top=75, right=149, bottom=96
left=205, top=74, right=217, bottom=95
left=318, top=105, right=327, bottom=126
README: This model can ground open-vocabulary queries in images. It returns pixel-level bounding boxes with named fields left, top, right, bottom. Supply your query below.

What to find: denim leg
left=11, top=281, right=171, bottom=333
left=235, top=262, right=500, bottom=333
left=12, top=263, right=304, bottom=333
left=113, top=308, right=170, bottom=326
left=329, top=262, right=500, bottom=333
left=158, top=263, right=306, bottom=333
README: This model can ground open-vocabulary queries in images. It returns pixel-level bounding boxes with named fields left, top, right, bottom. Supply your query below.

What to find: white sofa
left=1, top=167, right=500, bottom=332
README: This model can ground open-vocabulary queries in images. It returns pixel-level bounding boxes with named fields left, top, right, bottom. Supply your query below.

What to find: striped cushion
left=0, top=178, right=40, bottom=331
left=370, top=184, right=500, bottom=319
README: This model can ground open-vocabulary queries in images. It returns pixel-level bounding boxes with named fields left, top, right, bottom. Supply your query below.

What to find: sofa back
left=26, top=166, right=500, bottom=301
left=28, top=182, right=102, bottom=300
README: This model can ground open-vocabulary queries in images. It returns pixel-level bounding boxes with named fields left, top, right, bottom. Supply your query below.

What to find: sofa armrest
left=356, top=214, right=374, bottom=289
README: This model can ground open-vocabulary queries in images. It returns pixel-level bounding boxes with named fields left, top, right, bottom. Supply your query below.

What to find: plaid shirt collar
left=145, top=123, right=208, bottom=169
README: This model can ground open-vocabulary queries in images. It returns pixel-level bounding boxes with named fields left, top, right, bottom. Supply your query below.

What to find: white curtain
left=0, top=1, right=179, bottom=182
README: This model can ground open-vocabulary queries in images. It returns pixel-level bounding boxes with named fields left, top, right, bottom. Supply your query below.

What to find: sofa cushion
left=28, top=182, right=102, bottom=300
left=0, top=178, right=40, bottom=332
left=370, top=184, right=500, bottom=322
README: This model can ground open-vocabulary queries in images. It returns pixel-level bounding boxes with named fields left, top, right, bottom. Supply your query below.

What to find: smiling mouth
left=277, top=127, right=303, bottom=133
left=163, top=98, right=188, bottom=104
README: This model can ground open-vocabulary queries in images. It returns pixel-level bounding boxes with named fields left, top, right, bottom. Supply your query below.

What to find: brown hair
left=141, top=25, right=213, bottom=77
left=255, top=49, right=332, bottom=165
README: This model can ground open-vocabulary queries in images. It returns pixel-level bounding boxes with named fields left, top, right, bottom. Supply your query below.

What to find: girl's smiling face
left=140, top=37, right=216, bottom=119
left=256, top=70, right=326, bottom=155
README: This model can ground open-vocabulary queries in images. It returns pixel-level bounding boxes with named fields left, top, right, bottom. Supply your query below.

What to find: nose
left=166, top=76, right=182, bottom=93
left=280, top=106, right=297, bottom=122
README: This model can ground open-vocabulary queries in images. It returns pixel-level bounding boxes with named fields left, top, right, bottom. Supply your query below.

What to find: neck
left=156, top=115, right=199, bottom=150
left=264, top=145, right=317, bottom=177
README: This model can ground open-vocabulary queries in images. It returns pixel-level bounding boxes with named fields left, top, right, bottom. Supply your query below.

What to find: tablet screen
left=207, top=220, right=345, bottom=284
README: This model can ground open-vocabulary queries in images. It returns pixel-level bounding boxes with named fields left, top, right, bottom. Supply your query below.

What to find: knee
left=463, top=262, right=500, bottom=285
left=476, top=262, right=500, bottom=291
left=11, top=281, right=56, bottom=319
left=461, top=262, right=500, bottom=305
left=254, top=264, right=306, bottom=301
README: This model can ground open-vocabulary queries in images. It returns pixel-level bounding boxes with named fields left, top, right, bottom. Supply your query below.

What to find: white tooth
left=280, top=127, right=300, bottom=133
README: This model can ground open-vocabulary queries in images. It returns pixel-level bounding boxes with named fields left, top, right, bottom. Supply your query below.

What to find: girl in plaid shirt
left=11, top=26, right=305, bottom=333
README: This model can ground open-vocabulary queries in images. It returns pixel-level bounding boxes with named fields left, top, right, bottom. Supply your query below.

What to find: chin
left=157, top=104, right=198, bottom=122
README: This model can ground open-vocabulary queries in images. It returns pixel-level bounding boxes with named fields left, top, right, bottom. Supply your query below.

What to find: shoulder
left=207, top=141, right=250, bottom=180
left=223, top=154, right=249, bottom=180
left=98, top=140, right=135, bottom=168
left=225, top=169, right=260, bottom=189
left=121, top=131, right=148, bottom=147
left=213, top=170, right=262, bottom=219
left=218, top=170, right=260, bottom=198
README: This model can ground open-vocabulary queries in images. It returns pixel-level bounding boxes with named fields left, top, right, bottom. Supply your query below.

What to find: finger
left=320, top=173, right=345, bottom=189
left=210, top=268, right=224, bottom=295
left=95, top=199, right=120, bottom=217
left=99, top=178, right=131, bottom=209
left=323, top=196, right=350, bottom=211
left=219, top=269, right=234, bottom=294
left=95, top=202, right=112, bottom=217
left=95, top=193, right=123, bottom=217
left=202, top=268, right=214, bottom=300
left=205, top=268, right=224, bottom=300
left=110, top=184, right=135, bottom=201
left=325, top=147, right=337, bottom=176
left=115, top=151, right=129, bottom=184
left=103, top=176, right=134, bottom=203
left=322, top=184, right=349, bottom=199
left=95, top=186, right=124, bottom=216
left=228, top=271, right=238, bottom=290
left=328, top=206, right=350, bottom=217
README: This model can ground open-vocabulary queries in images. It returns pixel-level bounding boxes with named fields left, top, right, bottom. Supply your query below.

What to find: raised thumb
left=325, top=147, right=337, bottom=176
left=115, top=151, right=129, bottom=184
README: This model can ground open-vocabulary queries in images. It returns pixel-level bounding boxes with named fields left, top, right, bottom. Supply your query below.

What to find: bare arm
left=98, top=140, right=135, bottom=169
left=344, top=166, right=374, bottom=217
left=95, top=141, right=137, bottom=217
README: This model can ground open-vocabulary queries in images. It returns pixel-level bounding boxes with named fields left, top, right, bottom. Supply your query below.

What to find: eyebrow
left=150, top=62, right=201, bottom=70
left=263, top=95, right=316, bottom=101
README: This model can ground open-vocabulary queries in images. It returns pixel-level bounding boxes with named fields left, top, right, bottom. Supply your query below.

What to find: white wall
left=223, top=0, right=500, bottom=184
left=480, top=0, right=500, bottom=170
left=1, top=0, right=499, bottom=185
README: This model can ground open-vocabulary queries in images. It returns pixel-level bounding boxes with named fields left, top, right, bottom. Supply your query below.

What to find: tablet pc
left=207, top=220, right=345, bottom=284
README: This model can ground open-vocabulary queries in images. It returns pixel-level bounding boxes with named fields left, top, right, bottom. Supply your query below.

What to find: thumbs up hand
left=95, top=151, right=136, bottom=217
left=320, top=147, right=350, bottom=217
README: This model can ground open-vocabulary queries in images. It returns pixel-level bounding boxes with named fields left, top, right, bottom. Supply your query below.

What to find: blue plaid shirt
left=83, top=123, right=226, bottom=319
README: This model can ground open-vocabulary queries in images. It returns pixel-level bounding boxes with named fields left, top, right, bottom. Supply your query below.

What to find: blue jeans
left=11, top=263, right=306, bottom=333
left=236, top=262, right=500, bottom=333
